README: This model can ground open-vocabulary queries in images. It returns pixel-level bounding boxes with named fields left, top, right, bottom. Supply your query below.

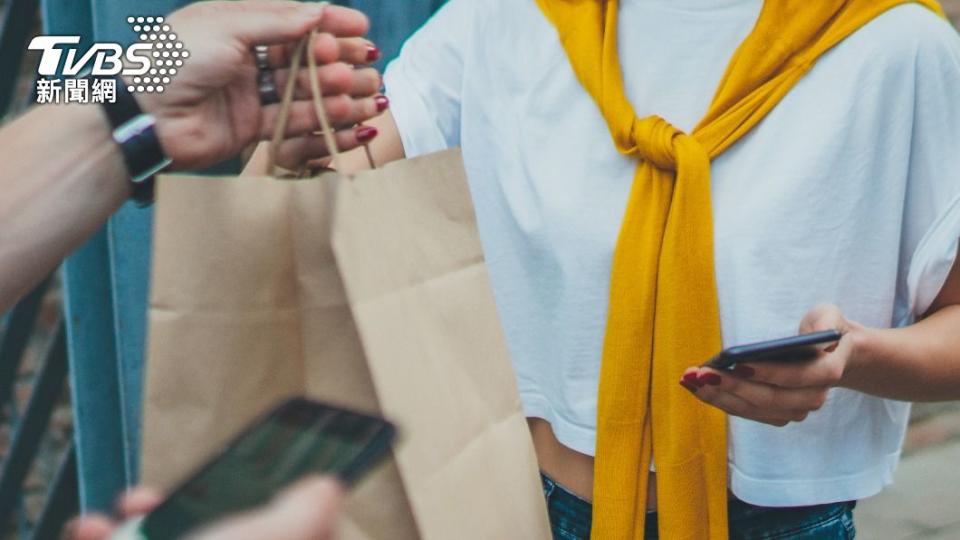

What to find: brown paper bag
left=141, top=31, right=550, bottom=540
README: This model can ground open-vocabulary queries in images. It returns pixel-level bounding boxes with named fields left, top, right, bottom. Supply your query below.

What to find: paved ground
left=856, top=436, right=960, bottom=539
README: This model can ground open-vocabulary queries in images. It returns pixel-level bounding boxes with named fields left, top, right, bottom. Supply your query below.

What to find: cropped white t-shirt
left=383, top=0, right=960, bottom=507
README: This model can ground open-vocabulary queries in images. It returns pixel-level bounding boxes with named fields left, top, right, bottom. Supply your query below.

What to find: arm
left=843, top=249, right=960, bottom=402
left=682, top=249, right=960, bottom=426
left=0, top=1, right=381, bottom=312
left=0, top=103, right=130, bottom=311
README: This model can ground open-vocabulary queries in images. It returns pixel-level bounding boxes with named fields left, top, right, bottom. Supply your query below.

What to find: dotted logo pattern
left=125, top=16, right=190, bottom=94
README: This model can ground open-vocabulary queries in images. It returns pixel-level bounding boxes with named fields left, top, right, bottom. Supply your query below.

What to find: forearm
left=844, top=305, right=960, bottom=401
left=0, top=104, right=128, bottom=311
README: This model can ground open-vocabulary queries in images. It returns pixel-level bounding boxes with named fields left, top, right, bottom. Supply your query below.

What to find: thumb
left=799, top=304, right=846, bottom=335
left=195, top=1, right=369, bottom=46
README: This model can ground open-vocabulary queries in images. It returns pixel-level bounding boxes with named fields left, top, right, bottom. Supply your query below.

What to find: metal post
left=0, top=324, right=67, bottom=527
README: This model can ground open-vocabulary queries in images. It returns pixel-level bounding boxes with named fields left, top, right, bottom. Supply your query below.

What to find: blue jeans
left=541, top=474, right=857, bottom=539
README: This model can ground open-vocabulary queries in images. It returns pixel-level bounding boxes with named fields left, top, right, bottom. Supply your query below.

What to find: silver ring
left=254, top=45, right=270, bottom=71
left=254, top=45, right=279, bottom=105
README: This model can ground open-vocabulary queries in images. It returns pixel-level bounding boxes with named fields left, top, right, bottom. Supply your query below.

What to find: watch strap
left=89, top=75, right=171, bottom=207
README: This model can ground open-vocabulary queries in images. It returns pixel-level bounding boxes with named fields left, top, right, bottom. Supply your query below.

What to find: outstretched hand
left=138, top=1, right=386, bottom=171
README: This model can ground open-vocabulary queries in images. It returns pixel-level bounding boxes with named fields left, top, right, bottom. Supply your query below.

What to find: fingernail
left=374, top=94, right=390, bottom=112
left=732, top=365, right=755, bottom=378
left=356, top=125, right=378, bottom=142
left=700, top=373, right=722, bottom=386
left=684, top=372, right=706, bottom=388
left=680, top=380, right=699, bottom=394
left=366, top=46, right=381, bottom=62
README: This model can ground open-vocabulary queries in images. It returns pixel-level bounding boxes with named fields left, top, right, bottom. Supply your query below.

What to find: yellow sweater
left=532, top=1, right=944, bottom=538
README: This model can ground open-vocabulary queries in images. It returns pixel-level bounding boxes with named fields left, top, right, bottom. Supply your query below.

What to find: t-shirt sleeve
left=383, top=0, right=474, bottom=158
left=898, top=17, right=960, bottom=323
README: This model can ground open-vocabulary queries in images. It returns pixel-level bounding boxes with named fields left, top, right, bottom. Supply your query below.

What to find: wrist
left=65, top=103, right=133, bottom=198
left=91, top=75, right=170, bottom=205
left=840, top=324, right=880, bottom=389
left=119, top=75, right=175, bottom=162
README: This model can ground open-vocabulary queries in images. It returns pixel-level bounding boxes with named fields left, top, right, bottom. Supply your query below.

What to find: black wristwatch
left=92, top=75, right=172, bottom=207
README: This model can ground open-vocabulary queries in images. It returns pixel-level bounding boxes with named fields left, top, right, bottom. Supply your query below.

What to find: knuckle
left=325, top=95, right=353, bottom=119
left=329, top=63, right=355, bottom=91
left=335, top=131, right=358, bottom=151
left=759, top=393, right=778, bottom=410
left=810, top=391, right=829, bottom=410
left=357, top=68, right=381, bottom=93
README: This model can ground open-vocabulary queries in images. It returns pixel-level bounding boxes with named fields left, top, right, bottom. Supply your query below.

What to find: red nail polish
left=682, top=372, right=698, bottom=384
left=374, top=95, right=390, bottom=112
left=356, top=125, right=378, bottom=142
left=700, top=373, right=722, bottom=386
left=732, top=365, right=756, bottom=378
left=366, top=46, right=381, bottom=62
left=680, top=380, right=699, bottom=394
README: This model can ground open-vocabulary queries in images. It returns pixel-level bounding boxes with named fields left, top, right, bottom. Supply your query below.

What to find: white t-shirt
left=384, top=0, right=960, bottom=507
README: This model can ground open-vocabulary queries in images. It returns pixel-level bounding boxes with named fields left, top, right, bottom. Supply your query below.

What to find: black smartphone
left=118, top=398, right=396, bottom=540
left=703, top=330, right=843, bottom=370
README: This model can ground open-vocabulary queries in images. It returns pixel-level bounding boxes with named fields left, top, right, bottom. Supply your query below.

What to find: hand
left=137, top=1, right=386, bottom=171
left=62, top=477, right=344, bottom=540
left=680, top=304, right=864, bottom=427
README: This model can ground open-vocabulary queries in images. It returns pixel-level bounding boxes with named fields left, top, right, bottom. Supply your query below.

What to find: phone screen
left=138, top=398, right=395, bottom=539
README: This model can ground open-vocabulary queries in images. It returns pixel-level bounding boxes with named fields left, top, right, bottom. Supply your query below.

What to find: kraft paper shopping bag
left=142, top=29, right=550, bottom=540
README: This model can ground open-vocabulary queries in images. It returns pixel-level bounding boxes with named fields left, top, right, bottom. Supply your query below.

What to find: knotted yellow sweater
left=532, top=1, right=944, bottom=538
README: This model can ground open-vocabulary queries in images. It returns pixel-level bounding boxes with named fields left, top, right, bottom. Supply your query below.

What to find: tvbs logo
left=30, top=16, right=189, bottom=100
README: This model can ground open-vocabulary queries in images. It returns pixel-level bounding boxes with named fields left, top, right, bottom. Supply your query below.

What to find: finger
left=116, top=487, right=164, bottom=518
left=696, top=368, right=830, bottom=413
left=273, top=64, right=381, bottom=99
left=195, top=477, right=344, bottom=540
left=260, top=94, right=388, bottom=138
left=62, top=515, right=115, bottom=540
left=313, top=4, right=371, bottom=39
left=740, top=343, right=847, bottom=389
left=683, top=378, right=791, bottom=427
left=338, top=37, right=381, bottom=65
left=196, top=2, right=369, bottom=47
left=272, top=125, right=378, bottom=169
left=799, top=304, right=845, bottom=335
left=266, top=32, right=339, bottom=70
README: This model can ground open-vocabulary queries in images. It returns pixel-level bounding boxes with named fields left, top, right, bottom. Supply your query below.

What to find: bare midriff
left=528, top=418, right=658, bottom=511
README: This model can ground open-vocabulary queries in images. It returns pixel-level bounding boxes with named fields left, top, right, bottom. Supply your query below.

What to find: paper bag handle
left=268, top=9, right=375, bottom=177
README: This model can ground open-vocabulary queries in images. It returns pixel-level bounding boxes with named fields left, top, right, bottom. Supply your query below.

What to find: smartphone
left=113, top=397, right=396, bottom=540
left=703, top=330, right=843, bottom=370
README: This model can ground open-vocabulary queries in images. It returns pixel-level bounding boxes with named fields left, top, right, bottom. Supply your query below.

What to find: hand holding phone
left=682, top=308, right=852, bottom=427
left=110, top=398, right=396, bottom=540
